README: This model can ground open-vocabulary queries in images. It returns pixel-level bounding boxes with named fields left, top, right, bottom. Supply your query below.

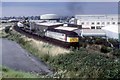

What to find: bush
left=94, top=38, right=106, bottom=45
left=100, top=46, right=111, bottom=53
left=111, top=49, right=120, bottom=58
left=5, top=26, right=11, bottom=33
left=42, top=53, right=50, bottom=62
left=106, top=39, right=119, bottom=48
left=18, top=38, right=26, bottom=45
left=2, top=67, right=9, bottom=72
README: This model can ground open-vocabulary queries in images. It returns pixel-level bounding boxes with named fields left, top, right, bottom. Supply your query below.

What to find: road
left=1, top=38, right=52, bottom=75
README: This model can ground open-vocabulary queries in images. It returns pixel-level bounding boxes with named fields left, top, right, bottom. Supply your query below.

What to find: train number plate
left=69, top=38, right=78, bottom=42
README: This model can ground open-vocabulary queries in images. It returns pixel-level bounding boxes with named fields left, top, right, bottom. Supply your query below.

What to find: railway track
left=14, top=25, right=77, bottom=49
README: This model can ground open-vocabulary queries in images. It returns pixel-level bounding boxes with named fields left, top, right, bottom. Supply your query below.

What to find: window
left=112, top=22, right=115, bottom=25
left=107, top=22, right=110, bottom=25
left=96, top=26, right=101, bottom=29
left=86, top=22, right=89, bottom=25
left=97, top=22, right=100, bottom=25
left=118, top=22, right=120, bottom=24
left=91, top=26, right=95, bottom=29
left=81, top=22, right=84, bottom=25
left=91, top=22, right=95, bottom=25
left=102, top=22, right=105, bottom=25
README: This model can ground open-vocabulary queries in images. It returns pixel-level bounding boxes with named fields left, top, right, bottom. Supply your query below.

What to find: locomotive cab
left=65, top=31, right=79, bottom=48
left=45, top=27, right=80, bottom=48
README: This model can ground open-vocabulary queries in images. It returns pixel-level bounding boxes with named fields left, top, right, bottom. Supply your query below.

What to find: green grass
left=0, top=30, right=9, bottom=38
left=1, top=66, right=39, bottom=78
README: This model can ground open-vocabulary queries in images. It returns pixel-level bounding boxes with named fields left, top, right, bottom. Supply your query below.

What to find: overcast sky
left=1, top=0, right=120, bottom=2
left=1, top=2, right=119, bottom=17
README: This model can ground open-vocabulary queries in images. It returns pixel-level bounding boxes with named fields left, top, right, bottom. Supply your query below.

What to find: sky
left=1, top=0, right=120, bottom=2
left=1, top=2, right=119, bottom=17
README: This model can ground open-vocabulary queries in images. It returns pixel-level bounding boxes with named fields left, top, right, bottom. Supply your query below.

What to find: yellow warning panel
left=69, top=38, right=79, bottom=42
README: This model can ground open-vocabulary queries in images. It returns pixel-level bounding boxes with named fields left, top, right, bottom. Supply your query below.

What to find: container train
left=17, top=21, right=80, bottom=47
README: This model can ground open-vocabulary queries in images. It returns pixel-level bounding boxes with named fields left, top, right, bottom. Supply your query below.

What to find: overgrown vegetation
left=47, top=48, right=120, bottom=78
left=100, top=45, right=112, bottom=53
left=1, top=25, right=120, bottom=78
left=1, top=66, right=39, bottom=78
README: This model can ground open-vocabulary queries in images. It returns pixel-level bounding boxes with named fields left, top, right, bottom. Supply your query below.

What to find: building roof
left=102, top=25, right=119, bottom=33
left=55, top=26, right=79, bottom=31
left=75, top=14, right=119, bottom=21
left=29, top=20, right=45, bottom=23
left=81, top=29, right=106, bottom=36
left=40, top=14, right=60, bottom=20
left=36, top=22, right=63, bottom=26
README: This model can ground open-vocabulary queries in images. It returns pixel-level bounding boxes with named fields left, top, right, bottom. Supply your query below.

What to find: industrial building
left=75, top=14, right=119, bottom=29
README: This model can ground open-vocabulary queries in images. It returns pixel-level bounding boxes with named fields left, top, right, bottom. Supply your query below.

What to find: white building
left=75, top=14, right=119, bottom=29
left=74, top=14, right=120, bottom=42
left=102, top=25, right=120, bottom=41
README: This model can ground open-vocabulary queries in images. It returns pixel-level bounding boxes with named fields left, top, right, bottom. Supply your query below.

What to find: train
left=17, top=21, right=80, bottom=47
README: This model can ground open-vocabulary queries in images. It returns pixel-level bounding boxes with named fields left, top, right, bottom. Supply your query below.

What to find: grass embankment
left=1, top=26, right=69, bottom=58
left=0, top=28, right=42, bottom=78
left=1, top=25, right=70, bottom=78
left=1, top=66, right=39, bottom=78
left=1, top=25, right=120, bottom=78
